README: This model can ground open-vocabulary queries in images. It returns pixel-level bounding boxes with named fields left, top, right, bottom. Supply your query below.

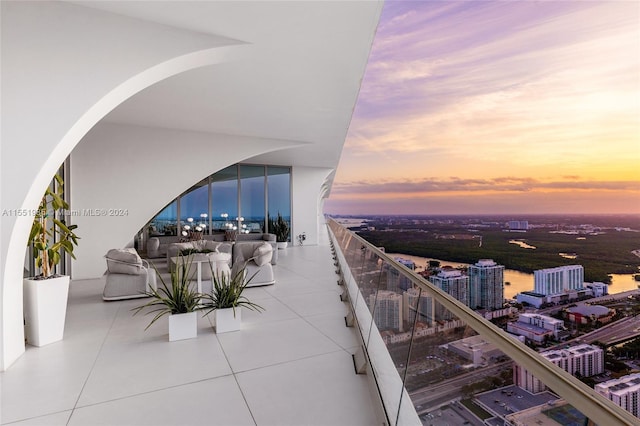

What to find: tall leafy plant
left=269, top=212, right=290, bottom=243
left=201, top=262, right=264, bottom=317
left=28, top=173, right=79, bottom=279
left=132, top=254, right=203, bottom=329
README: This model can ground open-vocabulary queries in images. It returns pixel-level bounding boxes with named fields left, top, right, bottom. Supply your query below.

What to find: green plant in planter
left=132, top=254, right=203, bottom=329
left=201, top=262, right=264, bottom=317
left=28, top=173, right=79, bottom=278
left=269, top=212, right=290, bottom=243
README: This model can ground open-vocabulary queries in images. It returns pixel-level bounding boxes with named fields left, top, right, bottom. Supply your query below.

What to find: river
left=386, top=253, right=638, bottom=299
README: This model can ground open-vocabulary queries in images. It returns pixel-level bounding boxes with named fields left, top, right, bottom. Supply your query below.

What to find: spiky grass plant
left=201, top=261, right=264, bottom=318
left=132, top=254, right=203, bottom=329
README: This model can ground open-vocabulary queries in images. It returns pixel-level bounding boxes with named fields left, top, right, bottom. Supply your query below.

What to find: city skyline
left=326, top=0, right=640, bottom=215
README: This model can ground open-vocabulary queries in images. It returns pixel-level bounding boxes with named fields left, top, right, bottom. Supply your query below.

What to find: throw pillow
left=105, top=248, right=143, bottom=275
left=252, top=242, right=273, bottom=267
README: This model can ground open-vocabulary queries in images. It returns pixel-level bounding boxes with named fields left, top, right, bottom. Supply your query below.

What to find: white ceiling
left=73, top=1, right=383, bottom=169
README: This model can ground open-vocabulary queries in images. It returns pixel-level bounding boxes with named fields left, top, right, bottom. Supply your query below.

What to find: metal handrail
left=327, top=218, right=637, bottom=426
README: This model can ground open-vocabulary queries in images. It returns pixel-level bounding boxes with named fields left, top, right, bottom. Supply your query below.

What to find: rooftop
left=1, top=231, right=381, bottom=425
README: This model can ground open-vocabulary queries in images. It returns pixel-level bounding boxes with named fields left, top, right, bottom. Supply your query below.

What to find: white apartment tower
left=429, top=269, right=469, bottom=306
left=429, top=269, right=469, bottom=321
left=468, top=259, right=504, bottom=310
left=595, top=373, right=640, bottom=417
left=403, top=287, right=433, bottom=326
left=534, top=265, right=584, bottom=296
left=514, top=344, right=604, bottom=393
left=370, top=291, right=404, bottom=332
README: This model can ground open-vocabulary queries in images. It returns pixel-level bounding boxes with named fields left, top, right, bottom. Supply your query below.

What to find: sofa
left=147, top=234, right=226, bottom=258
left=103, top=248, right=157, bottom=301
left=166, top=240, right=232, bottom=271
left=231, top=241, right=275, bottom=287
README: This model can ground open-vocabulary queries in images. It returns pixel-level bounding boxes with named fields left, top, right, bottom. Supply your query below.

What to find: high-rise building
left=387, top=257, right=415, bottom=293
left=534, top=265, right=584, bottom=296
left=595, top=373, right=640, bottom=417
left=403, top=287, right=433, bottom=326
left=514, top=344, right=604, bottom=393
left=429, top=269, right=469, bottom=306
left=370, top=291, right=404, bottom=332
left=429, top=269, right=469, bottom=321
left=468, top=259, right=504, bottom=310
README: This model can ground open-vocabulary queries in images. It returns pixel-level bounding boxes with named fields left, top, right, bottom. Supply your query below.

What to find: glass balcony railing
left=326, top=218, right=637, bottom=426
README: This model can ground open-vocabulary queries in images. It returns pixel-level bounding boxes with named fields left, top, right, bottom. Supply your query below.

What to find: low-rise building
left=445, top=335, right=504, bottom=366
left=566, top=304, right=615, bottom=325
left=514, top=344, right=604, bottom=393
left=595, top=373, right=640, bottom=418
left=507, top=313, right=567, bottom=344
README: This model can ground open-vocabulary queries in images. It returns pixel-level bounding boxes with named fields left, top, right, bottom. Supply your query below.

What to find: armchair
left=232, top=241, right=275, bottom=287
left=103, top=248, right=157, bottom=301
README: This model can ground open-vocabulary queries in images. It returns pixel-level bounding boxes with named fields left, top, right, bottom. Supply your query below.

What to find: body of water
left=386, top=253, right=638, bottom=299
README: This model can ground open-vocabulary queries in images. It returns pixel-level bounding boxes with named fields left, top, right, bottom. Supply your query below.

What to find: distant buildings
left=369, top=291, right=403, bottom=332
left=445, top=335, right=506, bottom=366
left=428, top=268, right=469, bottom=306
left=403, top=287, right=433, bottom=326
left=514, top=343, right=604, bottom=393
left=507, top=313, right=568, bottom=344
left=595, top=373, right=640, bottom=417
left=515, top=264, right=587, bottom=307
left=534, top=265, right=584, bottom=295
left=429, top=268, right=469, bottom=320
left=587, top=281, right=609, bottom=297
left=468, top=259, right=504, bottom=310
left=566, top=304, right=615, bottom=325
left=386, top=257, right=415, bottom=292
left=507, top=220, right=529, bottom=231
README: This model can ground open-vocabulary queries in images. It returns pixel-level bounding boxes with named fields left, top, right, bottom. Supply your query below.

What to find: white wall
left=71, top=122, right=302, bottom=279
left=291, top=167, right=334, bottom=246
left=0, top=1, right=244, bottom=370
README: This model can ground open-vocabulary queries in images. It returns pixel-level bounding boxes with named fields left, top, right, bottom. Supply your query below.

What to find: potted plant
left=24, top=173, right=79, bottom=346
left=270, top=212, right=290, bottom=249
left=201, top=263, right=264, bottom=333
left=132, top=254, right=203, bottom=341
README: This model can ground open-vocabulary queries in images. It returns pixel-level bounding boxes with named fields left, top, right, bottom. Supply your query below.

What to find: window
left=149, top=201, right=178, bottom=236
left=267, top=166, right=291, bottom=240
left=179, top=178, right=209, bottom=234
left=239, top=165, right=265, bottom=233
left=145, top=164, right=291, bottom=238
left=211, top=166, right=238, bottom=231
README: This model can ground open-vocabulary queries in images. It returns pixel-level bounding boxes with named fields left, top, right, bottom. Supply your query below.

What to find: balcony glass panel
left=326, top=218, right=635, bottom=426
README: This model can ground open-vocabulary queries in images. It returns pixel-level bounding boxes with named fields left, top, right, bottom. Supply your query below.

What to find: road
left=580, top=315, right=640, bottom=345
left=410, top=361, right=512, bottom=412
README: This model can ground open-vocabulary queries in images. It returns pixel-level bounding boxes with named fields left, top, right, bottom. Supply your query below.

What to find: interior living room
left=1, top=1, right=388, bottom=424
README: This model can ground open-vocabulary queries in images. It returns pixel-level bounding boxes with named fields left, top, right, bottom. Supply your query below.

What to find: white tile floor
left=1, top=231, right=382, bottom=425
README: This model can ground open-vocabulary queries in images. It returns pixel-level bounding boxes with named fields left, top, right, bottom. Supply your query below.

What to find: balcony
left=3, top=220, right=637, bottom=425
left=326, top=218, right=637, bottom=426
left=1, top=231, right=382, bottom=425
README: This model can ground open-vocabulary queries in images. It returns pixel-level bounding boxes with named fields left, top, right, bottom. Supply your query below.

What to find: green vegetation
left=359, top=227, right=640, bottom=283
left=612, top=336, right=640, bottom=360
left=460, top=399, right=492, bottom=420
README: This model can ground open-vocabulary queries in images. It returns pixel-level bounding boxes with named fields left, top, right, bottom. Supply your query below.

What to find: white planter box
left=168, top=312, right=197, bottom=341
left=23, top=275, right=70, bottom=347
left=215, top=307, right=241, bottom=333
left=276, top=242, right=288, bottom=250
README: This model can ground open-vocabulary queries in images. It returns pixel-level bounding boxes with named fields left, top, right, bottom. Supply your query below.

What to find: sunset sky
left=325, top=0, right=640, bottom=215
